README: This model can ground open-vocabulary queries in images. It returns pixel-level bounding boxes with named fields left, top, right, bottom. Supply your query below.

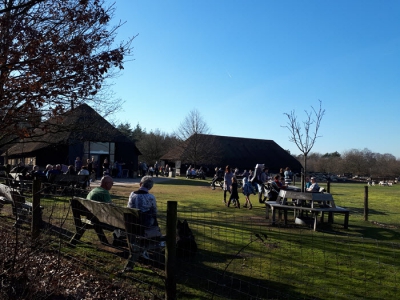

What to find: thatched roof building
left=160, top=134, right=302, bottom=175
left=2, top=104, right=140, bottom=174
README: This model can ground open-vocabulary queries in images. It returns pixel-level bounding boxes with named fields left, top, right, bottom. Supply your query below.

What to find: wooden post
left=31, top=178, right=42, bottom=240
left=165, top=201, right=177, bottom=300
left=301, top=168, right=305, bottom=192
left=364, top=186, right=368, bottom=221
left=327, top=181, right=331, bottom=193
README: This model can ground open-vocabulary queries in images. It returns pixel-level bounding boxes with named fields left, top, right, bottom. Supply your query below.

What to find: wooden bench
left=47, top=174, right=90, bottom=194
left=69, top=197, right=163, bottom=270
left=0, top=183, right=43, bottom=227
left=265, top=190, right=350, bottom=231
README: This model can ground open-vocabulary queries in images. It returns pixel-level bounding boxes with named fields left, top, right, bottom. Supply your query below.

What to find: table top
left=286, top=186, right=301, bottom=192
left=278, top=190, right=336, bottom=208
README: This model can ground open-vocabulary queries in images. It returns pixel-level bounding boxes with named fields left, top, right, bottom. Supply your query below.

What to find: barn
left=2, top=104, right=141, bottom=175
left=160, top=134, right=302, bottom=176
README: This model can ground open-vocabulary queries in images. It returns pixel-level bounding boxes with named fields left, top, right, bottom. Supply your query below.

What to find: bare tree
left=137, top=129, right=179, bottom=165
left=174, top=109, right=212, bottom=168
left=283, top=100, right=325, bottom=191
left=175, top=109, right=210, bottom=141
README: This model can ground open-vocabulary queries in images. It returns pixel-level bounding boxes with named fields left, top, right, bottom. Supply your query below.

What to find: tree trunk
left=302, top=155, right=308, bottom=192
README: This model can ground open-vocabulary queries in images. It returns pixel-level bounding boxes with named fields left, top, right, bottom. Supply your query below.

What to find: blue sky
left=106, top=0, right=400, bottom=158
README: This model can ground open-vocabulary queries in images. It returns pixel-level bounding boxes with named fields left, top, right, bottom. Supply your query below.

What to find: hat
left=311, top=177, right=315, bottom=180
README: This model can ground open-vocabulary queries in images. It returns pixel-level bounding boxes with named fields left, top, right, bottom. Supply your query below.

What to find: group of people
left=212, top=164, right=322, bottom=209
left=185, top=166, right=206, bottom=179
left=139, top=161, right=171, bottom=178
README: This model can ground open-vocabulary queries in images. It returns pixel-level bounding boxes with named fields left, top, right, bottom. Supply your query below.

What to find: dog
left=176, top=219, right=197, bottom=258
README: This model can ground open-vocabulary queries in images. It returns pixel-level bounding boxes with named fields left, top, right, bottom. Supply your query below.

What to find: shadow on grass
left=350, top=224, right=400, bottom=240
left=161, top=178, right=211, bottom=187
left=345, top=206, right=387, bottom=216
left=174, top=248, right=323, bottom=300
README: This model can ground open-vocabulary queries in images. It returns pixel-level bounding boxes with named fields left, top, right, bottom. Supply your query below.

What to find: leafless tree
left=174, top=109, right=213, bottom=168
left=137, top=129, right=179, bottom=165
left=175, top=109, right=210, bottom=141
left=283, top=100, right=325, bottom=191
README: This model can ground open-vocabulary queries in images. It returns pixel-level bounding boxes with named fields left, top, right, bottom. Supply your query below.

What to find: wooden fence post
left=327, top=181, right=331, bottom=194
left=31, top=178, right=42, bottom=240
left=165, top=201, right=177, bottom=300
left=364, top=186, right=368, bottom=221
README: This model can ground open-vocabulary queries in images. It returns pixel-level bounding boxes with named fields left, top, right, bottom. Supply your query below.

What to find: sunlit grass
left=33, top=178, right=400, bottom=299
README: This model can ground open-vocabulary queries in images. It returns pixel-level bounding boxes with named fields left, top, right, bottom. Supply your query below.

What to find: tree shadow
left=161, top=178, right=211, bottom=187
left=345, top=206, right=387, bottom=216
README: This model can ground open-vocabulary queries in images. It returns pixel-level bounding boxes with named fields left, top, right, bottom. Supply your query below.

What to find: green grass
left=149, top=179, right=400, bottom=299
left=15, top=178, right=400, bottom=299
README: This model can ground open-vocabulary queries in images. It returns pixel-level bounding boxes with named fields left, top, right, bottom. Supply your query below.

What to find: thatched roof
left=4, top=104, right=139, bottom=156
left=161, top=134, right=302, bottom=172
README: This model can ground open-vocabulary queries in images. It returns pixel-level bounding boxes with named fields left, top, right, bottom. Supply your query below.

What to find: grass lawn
left=107, top=178, right=400, bottom=299
left=5, top=178, right=400, bottom=299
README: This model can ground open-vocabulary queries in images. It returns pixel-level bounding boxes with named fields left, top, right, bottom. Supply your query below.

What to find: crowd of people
left=138, top=161, right=172, bottom=178
left=210, top=164, right=322, bottom=209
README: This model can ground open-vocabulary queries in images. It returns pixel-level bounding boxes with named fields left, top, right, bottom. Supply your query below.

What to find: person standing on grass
left=242, top=176, right=255, bottom=209
left=284, top=167, right=293, bottom=185
left=75, top=157, right=82, bottom=172
left=227, top=176, right=240, bottom=208
left=223, top=165, right=233, bottom=205
left=258, top=167, right=269, bottom=203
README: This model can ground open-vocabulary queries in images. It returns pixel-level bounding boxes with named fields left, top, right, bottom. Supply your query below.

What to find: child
left=242, top=176, right=255, bottom=209
left=227, top=176, right=240, bottom=208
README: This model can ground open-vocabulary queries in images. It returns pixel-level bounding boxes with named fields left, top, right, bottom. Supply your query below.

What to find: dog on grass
left=176, top=219, right=197, bottom=258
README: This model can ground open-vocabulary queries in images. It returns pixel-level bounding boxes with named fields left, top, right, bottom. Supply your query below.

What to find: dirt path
left=90, top=176, right=177, bottom=188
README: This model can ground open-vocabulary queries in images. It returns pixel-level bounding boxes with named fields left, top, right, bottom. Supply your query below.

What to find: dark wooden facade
left=2, top=104, right=141, bottom=173
left=161, top=134, right=302, bottom=175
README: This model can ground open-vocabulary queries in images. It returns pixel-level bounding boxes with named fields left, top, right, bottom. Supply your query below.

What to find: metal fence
left=0, top=180, right=400, bottom=299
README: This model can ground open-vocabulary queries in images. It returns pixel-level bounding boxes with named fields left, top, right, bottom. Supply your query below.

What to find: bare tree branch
left=282, top=100, right=325, bottom=190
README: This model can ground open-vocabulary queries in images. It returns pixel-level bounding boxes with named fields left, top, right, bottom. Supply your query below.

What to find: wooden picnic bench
left=69, top=197, right=163, bottom=270
left=0, top=183, right=43, bottom=227
left=265, top=189, right=350, bottom=231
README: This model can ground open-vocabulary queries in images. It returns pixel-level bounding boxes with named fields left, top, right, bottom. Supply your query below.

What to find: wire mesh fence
left=0, top=180, right=400, bottom=299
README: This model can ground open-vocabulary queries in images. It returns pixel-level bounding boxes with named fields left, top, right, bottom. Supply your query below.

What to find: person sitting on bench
left=86, top=175, right=113, bottom=203
left=127, top=175, right=159, bottom=259
left=306, top=177, right=320, bottom=192
left=127, top=175, right=158, bottom=227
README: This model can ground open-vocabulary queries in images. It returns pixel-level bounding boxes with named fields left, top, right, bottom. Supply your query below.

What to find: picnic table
left=265, top=189, right=349, bottom=231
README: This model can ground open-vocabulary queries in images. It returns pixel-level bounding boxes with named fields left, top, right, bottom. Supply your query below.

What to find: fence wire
left=0, top=181, right=399, bottom=299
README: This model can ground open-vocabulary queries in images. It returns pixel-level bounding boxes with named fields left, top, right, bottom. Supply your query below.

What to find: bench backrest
left=0, top=183, right=26, bottom=214
left=53, top=174, right=89, bottom=182
left=72, top=197, right=140, bottom=229
left=0, top=183, right=13, bottom=201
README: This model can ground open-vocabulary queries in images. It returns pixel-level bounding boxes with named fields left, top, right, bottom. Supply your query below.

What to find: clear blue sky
left=107, top=0, right=400, bottom=158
